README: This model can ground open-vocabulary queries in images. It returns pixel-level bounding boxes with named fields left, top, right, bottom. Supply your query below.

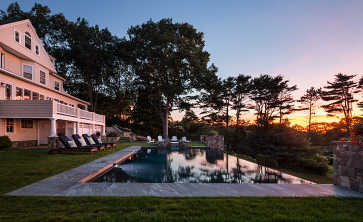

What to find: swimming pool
left=91, top=147, right=313, bottom=184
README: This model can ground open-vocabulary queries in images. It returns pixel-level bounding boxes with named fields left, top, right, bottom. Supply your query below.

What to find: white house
left=0, top=19, right=105, bottom=147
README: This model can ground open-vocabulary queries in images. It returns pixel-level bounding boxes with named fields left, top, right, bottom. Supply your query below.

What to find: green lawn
left=1, top=143, right=362, bottom=222
left=0, top=142, right=147, bottom=195
left=227, top=152, right=333, bottom=184
left=1, top=196, right=363, bottom=222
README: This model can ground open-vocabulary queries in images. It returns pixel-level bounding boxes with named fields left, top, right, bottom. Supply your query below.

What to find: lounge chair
left=181, top=137, right=190, bottom=143
left=91, top=134, right=116, bottom=148
left=147, top=136, right=155, bottom=143
left=59, top=136, right=98, bottom=152
left=82, top=134, right=106, bottom=150
left=72, top=134, right=102, bottom=151
left=170, top=136, right=178, bottom=143
left=158, top=136, right=164, bottom=142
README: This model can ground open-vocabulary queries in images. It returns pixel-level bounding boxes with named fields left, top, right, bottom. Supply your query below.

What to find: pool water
left=92, top=148, right=313, bottom=184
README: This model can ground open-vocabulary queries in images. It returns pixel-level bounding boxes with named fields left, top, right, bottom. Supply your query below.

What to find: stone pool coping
left=7, top=145, right=363, bottom=197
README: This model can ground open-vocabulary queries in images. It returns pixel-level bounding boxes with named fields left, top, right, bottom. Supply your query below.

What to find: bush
left=119, top=136, right=130, bottom=141
left=106, top=131, right=120, bottom=137
left=0, top=136, right=12, bottom=149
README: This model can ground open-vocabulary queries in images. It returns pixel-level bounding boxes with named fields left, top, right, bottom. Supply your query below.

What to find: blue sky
left=1, top=0, right=363, bottom=121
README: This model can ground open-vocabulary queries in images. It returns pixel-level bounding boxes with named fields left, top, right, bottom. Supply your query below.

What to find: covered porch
left=0, top=100, right=106, bottom=147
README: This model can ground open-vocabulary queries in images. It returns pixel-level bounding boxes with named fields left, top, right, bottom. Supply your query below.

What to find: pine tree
left=321, top=73, right=358, bottom=134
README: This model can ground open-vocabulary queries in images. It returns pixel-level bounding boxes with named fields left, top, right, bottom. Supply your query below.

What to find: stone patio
left=7, top=145, right=363, bottom=197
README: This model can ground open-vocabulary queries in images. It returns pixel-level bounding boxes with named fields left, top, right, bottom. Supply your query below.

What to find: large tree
left=358, top=76, right=363, bottom=110
left=232, top=74, right=251, bottom=126
left=321, top=73, right=358, bottom=134
left=249, top=75, right=297, bottom=128
left=127, top=18, right=214, bottom=139
left=298, top=87, right=321, bottom=135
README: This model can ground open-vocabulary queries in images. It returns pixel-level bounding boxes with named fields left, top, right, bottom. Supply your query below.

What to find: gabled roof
left=0, top=19, right=65, bottom=80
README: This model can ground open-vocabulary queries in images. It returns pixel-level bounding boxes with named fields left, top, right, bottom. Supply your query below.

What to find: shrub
left=0, top=136, right=12, bottom=149
left=119, top=136, right=130, bottom=141
left=107, top=131, right=120, bottom=137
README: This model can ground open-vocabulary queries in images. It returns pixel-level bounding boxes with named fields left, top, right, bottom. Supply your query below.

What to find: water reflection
left=93, top=148, right=313, bottom=184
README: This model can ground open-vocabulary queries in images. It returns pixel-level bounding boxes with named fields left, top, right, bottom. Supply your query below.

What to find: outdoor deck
left=0, top=100, right=105, bottom=125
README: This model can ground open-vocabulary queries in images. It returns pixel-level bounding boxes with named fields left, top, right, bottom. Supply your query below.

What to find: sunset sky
left=1, top=0, right=362, bottom=124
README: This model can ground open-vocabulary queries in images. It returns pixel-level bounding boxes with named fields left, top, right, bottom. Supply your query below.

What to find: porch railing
left=79, top=109, right=93, bottom=120
left=95, top=113, right=104, bottom=123
left=56, top=103, right=77, bottom=117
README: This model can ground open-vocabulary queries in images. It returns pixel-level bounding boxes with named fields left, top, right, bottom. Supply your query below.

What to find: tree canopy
left=127, top=18, right=216, bottom=139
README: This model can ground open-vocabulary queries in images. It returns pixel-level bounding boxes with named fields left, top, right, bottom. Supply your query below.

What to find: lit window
left=35, top=45, right=39, bottom=55
left=54, top=81, right=60, bottom=91
left=21, top=119, right=33, bottom=128
left=0, top=52, right=5, bottom=68
left=15, top=31, right=19, bottom=43
left=24, top=89, right=31, bottom=100
left=32, top=92, right=39, bottom=100
left=5, top=84, right=11, bottom=100
left=40, top=71, right=46, bottom=84
left=23, top=64, right=32, bottom=80
left=16, top=87, right=23, bottom=100
left=6, top=119, right=14, bottom=133
left=25, top=32, right=31, bottom=50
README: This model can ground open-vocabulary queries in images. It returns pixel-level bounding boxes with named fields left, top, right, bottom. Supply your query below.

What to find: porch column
left=102, top=125, right=106, bottom=136
left=92, top=124, right=95, bottom=134
left=50, top=118, right=57, bottom=137
left=48, top=118, right=58, bottom=150
left=75, top=122, right=79, bottom=135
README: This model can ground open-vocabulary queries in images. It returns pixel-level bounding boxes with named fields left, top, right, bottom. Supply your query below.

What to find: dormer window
left=25, top=32, right=31, bottom=50
left=15, top=31, right=19, bottom=43
left=54, top=81, right=60, bottom=91
left=35, top=45, right=39, bottom=55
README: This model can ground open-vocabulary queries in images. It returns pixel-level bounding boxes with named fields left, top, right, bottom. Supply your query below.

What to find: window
left=0, top=52, right=4, bottom=68
left=24, top=89, right=31, bottom=100
left=21, top=119, right=33, bottom=129
left=35, top=45, right=39, bottom=55
left=25, top=32, right=31, bottom=50
left=6, top=119, right=14, bottom=133
left=39, top=95, right=44, bottom=100
left=23, top=64, right=32, bottom=80
left=16, top=87, right=23, bottom=100
left=32, top=92, right=39, bottom=100
left=40, top=71, right=46, bottom=84
left=5, top=84, right=11, bottom=100
left=15, top=31, right=19, bottom=43
left=54, top=81, right=60, bottom=91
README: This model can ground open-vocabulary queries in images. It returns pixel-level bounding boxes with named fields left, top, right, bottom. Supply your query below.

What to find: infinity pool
left=92, top=147, right=313, bottom=184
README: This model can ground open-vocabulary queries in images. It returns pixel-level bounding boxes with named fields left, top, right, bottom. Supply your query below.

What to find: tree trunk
left=236, top=108, right=240, bottom=126
left=308, top=101, right=312, bottom=137
left=160, top=103, right=169, bottom=139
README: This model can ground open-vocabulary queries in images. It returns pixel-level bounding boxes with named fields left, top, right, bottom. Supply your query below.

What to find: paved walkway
left=7, top=145, right=363, bottom=197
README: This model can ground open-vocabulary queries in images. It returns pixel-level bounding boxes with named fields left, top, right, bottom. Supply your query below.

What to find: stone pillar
left=200, top=135, right=224, bottom=150
left=333, top=141, right=363, bottom=193
left=48, top=136, right=58, bottom=150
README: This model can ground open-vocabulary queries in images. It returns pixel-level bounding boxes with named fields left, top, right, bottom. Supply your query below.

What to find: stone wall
left=200, top=135, right=224, bottom=150
left=11, top=140, right=37, bottom=148
left=333, top=141, right=363, bottom=193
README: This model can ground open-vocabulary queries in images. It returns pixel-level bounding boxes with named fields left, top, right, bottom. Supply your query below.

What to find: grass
left=0, top=142, right=147, bottom=194
left=1, top=196, right=363, bottom=221
left=192, top=141, right=206, bottom=146
left=0, top=142, right=362, bottom=221
left=227, top=152, right=333, bottom=184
